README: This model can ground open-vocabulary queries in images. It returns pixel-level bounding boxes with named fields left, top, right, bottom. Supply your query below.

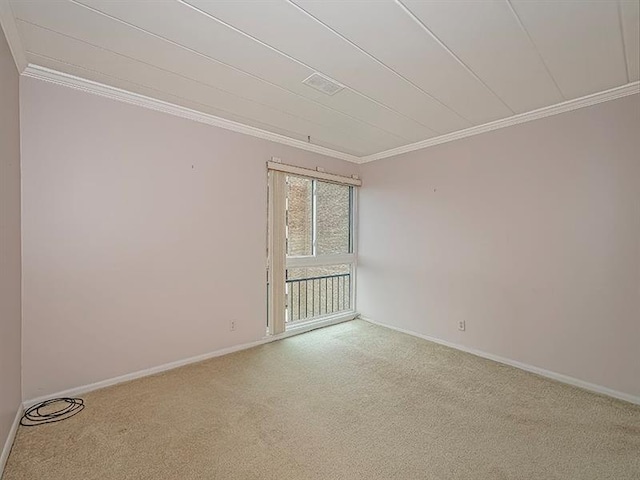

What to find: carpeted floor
left=3, top=320, right=639, bottom=480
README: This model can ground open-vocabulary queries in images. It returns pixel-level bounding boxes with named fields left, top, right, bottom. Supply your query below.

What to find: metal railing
left=286, top=273, right=351, bottom=323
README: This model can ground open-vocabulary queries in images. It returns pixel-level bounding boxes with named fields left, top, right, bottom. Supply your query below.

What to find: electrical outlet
left=229, top=320, right=237, bottom=332
left=458, top=321, right=466, bottom=332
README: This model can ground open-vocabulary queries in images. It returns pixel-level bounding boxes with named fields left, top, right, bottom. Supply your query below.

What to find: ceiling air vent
left=302, top=73, right=345, bottom=96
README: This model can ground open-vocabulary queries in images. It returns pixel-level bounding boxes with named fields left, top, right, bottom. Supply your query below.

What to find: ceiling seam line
left=395, top=0, right=516, bottom=115
left=25, top=52, right=368, bottom=157
left=616, top=0, right=631, bottom=84
left=176, top=0, right=438, bottom=136
left=18, top=21, right=381, bottom=153
left=286, top=0, right=473, bottom=127
left=505, top=0, right=566, bottom=100
left=62, top=1, right=409, bottom=146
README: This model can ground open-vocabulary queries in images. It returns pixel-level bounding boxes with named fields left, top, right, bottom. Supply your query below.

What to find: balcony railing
left=286, top=273, right=351, bottom=323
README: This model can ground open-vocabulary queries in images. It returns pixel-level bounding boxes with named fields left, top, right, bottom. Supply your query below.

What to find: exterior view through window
left=284, top=175, right=354, bottom=325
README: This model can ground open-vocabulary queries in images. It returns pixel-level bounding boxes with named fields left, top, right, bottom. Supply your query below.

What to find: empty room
left=1, top=1, right=639, bottom=479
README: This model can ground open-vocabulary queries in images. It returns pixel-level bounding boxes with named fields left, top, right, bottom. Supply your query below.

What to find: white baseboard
left=24, top=314, right=357, bottom=409
left=23, top=337, right=272, bottom=409
left=0, top=404, right=23, bottom=477
left=360, top=316, right=640, bottom=406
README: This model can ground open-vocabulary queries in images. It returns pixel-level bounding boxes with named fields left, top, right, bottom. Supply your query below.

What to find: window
left=267, top=163, right=359, bottom=334
left=285, top=176, right=354, bottom=324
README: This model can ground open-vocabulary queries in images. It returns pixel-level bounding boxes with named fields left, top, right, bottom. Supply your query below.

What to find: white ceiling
left=2, top=0, right=639, bottom=161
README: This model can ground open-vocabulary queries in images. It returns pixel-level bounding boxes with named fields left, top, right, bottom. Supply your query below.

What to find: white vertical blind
left=267, top=170, right=287, bottom=335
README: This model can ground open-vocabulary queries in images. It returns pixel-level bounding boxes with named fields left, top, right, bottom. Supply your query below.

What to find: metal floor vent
left=302, top=73, right=345, bottom=96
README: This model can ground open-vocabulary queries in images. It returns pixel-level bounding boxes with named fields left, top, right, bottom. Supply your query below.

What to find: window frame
left=267, top=162, right=360, bottom=335
left=285, top=176, right=355, bottom=267
left=284, top=175, right=357, bottom=326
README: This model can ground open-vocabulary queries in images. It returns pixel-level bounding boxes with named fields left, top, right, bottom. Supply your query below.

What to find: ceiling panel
left=6, top=0, right=636, bottom=160
left=401, top=0, right=564, bottom=113
left=510, top=0, right=628, bottom=99
left=12, top=1, right=401, bottom=155
left=620, top=0, right=640, bottom=81
left=71, top=0, right=416, bottom=148
left=293, top=0, right=513, bottom=124
left=185, top=0, right=471, bottom=135
left=71, top=0, right=435, bottom=144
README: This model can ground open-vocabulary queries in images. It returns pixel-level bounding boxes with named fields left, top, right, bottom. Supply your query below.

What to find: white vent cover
left=302, top=73, right=345, bottom=96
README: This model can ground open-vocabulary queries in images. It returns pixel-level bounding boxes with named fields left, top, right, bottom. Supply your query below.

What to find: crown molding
left=21, top=63, right=638, bottom=166
left=359, top=81, right=640, bottom=163
left=0, top=0, right=27, bottom=72
left=22, top=64, right=361, bottom=163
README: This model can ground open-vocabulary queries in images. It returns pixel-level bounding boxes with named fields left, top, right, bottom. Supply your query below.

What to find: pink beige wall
left=0, top=26, right=22, bottom=460
left=358, top=95, right=640, bottom=398
left=17, top=72, right=640, bottom=402
left=20, top=77, right=359, bottom=401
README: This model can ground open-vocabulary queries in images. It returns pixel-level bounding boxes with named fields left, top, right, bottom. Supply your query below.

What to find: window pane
left=316, top=182, right=351, bottom=255
left=286, top=176, right=312, bottom=256
left=286, top=265, right=352, bottom=323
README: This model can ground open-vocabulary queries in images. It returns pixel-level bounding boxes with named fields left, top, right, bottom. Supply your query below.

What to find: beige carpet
left=3, top=320, right=639, bottom=480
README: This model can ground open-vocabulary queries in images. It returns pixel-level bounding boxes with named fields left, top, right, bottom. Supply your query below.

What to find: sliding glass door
left=285, top=176, right=355, bottom=325
left=268, top=165, right=358, bottom=334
